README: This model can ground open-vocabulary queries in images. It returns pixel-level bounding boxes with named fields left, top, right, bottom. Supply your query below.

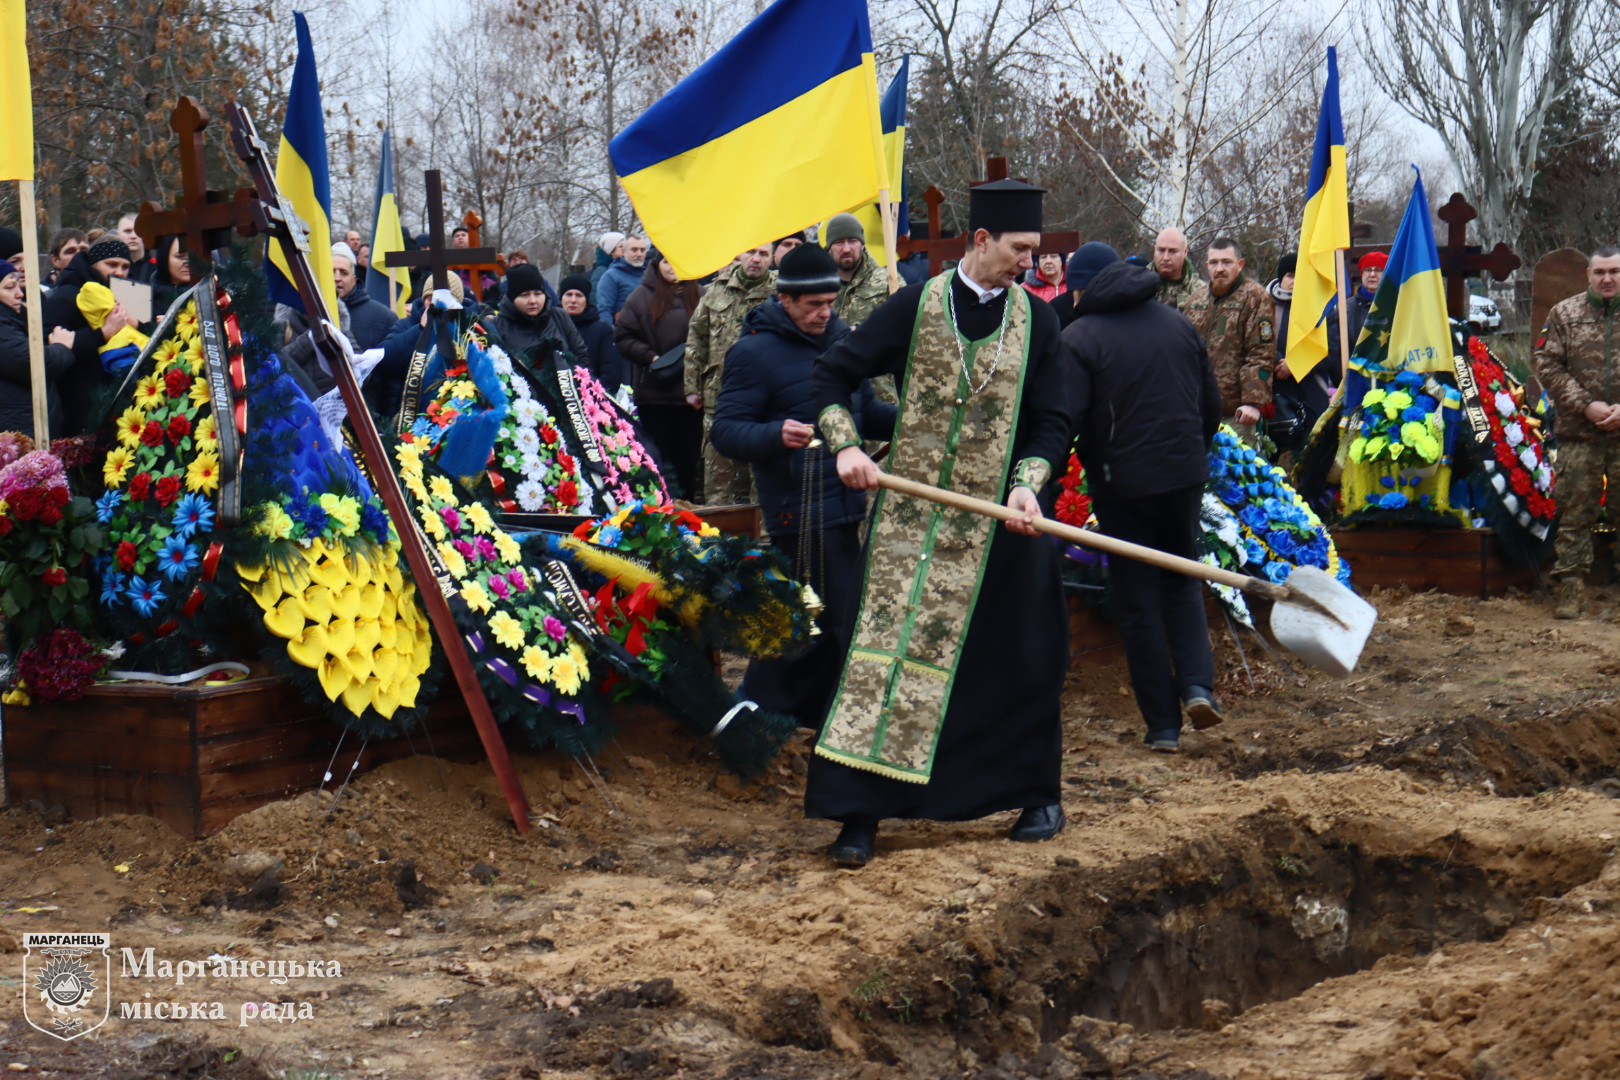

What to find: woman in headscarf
left=613, top=249, right=702, bottom=498
left=0, top=260, right=77, bottom=439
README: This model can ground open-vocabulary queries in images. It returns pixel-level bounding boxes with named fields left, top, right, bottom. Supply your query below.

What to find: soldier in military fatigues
left=1186, top=238, right=1274, bottom=446
left=825, top=213, right=896, bottom=405
left=685, top=244, right=775, bottom=504
left=1533, top=245, right=1620, bottom=618
left=1153, top=226, right=1201, bottom=313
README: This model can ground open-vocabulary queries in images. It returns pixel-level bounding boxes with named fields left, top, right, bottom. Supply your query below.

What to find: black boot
left=827, top=820, right=878, bottom=866
left=1008, top=804, right=1066, bottom=842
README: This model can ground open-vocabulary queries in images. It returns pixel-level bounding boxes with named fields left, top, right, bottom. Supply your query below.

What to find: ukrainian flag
left=1284, top=46, right=1348, bottom=381
left=365, top=128, right=411, bottom=317
left=609, top=0, right=887, bottom=281
left=0, top=0, right=32, bottom=181
left=266, top=11, right=339, bottom=322
left=1352, top=168, right=1452, bottom=375
left=838, top=55, right=909, bottom=267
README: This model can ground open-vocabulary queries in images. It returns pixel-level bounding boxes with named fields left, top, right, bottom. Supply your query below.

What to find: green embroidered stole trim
left=816, top=272, right=1033, bottom=783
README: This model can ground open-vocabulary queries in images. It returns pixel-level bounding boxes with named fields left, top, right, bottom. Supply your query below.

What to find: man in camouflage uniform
left=685, top=243, right=775, bottom=504
left=1534, top=245, right=1620, bottom=618
left=1154, top=226, right=1200, bottom=313
left=825, top=212, right=895, bottom=403
left=1186, top=237, right=1274, bottom=446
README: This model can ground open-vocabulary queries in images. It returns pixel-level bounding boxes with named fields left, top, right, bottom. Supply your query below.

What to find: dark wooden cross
left=382, top=171, right=497, bottom=297
left=133, top=97, right=262, bottom=266
left=1348, top=193, right=1521, bottom=321
left=448, top=210, right=507, bottom=303
left=895, top=157, right=1083, bottom=277
left=1435, top=193, right=1521, bottom=320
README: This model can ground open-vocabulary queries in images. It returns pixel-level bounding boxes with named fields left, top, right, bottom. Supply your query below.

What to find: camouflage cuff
left=1010, top=457, right=1052, bottom=492
left=818, top=405, right=861, bottom=452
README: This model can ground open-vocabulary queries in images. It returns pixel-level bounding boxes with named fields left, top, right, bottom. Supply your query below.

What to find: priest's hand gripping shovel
left=874, top=473, right=1376, bottom=677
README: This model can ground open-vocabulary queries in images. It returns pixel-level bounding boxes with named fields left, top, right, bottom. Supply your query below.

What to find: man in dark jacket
left=594, top=235, right=648, bottom=322
left=1062, top=248, right=1224, bottom=753
left=711, top=242, right=896, bottom=728
left=334, top=243, right=396, bottom=350
left=558, top=272, right=627, bottom=392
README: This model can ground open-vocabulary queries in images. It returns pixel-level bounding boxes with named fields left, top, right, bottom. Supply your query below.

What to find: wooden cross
left=133, top=97, right=261, bottom=266
left=448, top=210, right=507, bottom=303
left=895, top=157, right=1083, bottom=278
left=1347, top=193, right=1521, bottom=321
left=1435, top=193, right=1521, bottom=320
left=382, top=171, right=496, bottom=296
left=225, top=105, right=534, bottom=835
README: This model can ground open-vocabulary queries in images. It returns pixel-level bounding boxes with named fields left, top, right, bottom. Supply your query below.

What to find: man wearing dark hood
left=1061, top=246, right=1223, bottom=755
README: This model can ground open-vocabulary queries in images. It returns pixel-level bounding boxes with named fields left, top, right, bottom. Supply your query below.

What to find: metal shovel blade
left=1267, top=566, right=1377, bottom=678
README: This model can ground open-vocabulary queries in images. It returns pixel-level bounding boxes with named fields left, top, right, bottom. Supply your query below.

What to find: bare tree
left=1361, top=0, right=1610, bottom=254
left=1054, top=0, right=1347, bottom=235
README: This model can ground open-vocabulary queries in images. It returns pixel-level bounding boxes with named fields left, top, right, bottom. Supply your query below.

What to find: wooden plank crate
left=2, top=676, right=483, bottom=838
left=1328, top=526, right=1544, bottom=599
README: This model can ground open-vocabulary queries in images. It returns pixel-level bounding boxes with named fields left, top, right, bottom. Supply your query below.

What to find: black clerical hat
left=968, top=178, right=1044, bottom=234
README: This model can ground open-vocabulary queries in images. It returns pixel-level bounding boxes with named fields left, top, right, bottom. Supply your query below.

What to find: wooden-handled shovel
left=874, top=473, right=1377, bottom=677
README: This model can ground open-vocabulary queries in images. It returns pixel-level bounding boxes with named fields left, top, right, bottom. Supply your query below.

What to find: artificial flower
left=135, top=375, right=166, bottom=410
left=126, top=575, right=167, bottom=617
left=258, top=503, right=294, bottom=541
left=172, top=493, right=215, bottom=539
left=489, top=610, right=525, bottom=650
left=186, top=451, right=221, bottom=493
left=437, top=542, right=467, bottom=579
left=520, top=645, right=551, bottom=681
left=459, top=580, right=492, bottom=613
left=103, top=446, right=133, bottom=487
left=158, top=535, right=200, bottom=581
left=115, top=407, right=147, bottom=449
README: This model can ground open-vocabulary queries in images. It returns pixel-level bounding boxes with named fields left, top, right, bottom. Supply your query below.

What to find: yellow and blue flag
left=267, top=11, right=338, bottom=321
left=365, top=128, right=411, bottom=317
left=836, top=55, right=909, bottom=267
left=609, top=0, right=887, bottom=281
left=1352, top=167, right=1452, bottom=375
left=1284, top=46, right=1349, bottom=381
left=0, top=0, right=34, bottom=181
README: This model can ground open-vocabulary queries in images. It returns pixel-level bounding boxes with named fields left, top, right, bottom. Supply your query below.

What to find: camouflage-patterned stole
left=816, top=272, right=1032, bottom=783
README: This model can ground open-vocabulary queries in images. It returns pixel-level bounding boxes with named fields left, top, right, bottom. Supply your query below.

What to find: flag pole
left=17, top=180, right=48, bottom=442
left=1335, top=248, right=1352, bottom=386
left=878, top=188, right=900, bottom=295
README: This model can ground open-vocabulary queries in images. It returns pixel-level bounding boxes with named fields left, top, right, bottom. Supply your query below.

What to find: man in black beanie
left=711, top=243, right=894, bottom=730
left=806, top=179, right=1073, bottom=865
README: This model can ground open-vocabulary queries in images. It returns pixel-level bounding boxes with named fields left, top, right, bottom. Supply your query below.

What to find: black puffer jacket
left=483, top=297, right=588, bottom=368
left=1061, top=261, right=1221, bottom=498
left=0, top=304, right=76, bottom=439
left=710, top=299, right=895, bottom=536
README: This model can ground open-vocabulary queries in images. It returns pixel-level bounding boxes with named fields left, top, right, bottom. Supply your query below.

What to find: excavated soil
left=3, top=584, right=1620, bottom=1079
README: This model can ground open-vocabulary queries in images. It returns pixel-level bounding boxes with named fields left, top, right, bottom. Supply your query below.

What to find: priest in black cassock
left=806, top=179, right=1072, bottom=866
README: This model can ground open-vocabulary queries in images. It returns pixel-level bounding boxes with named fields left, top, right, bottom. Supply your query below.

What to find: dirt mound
left=3, top=587, right=1620, bottom=1079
